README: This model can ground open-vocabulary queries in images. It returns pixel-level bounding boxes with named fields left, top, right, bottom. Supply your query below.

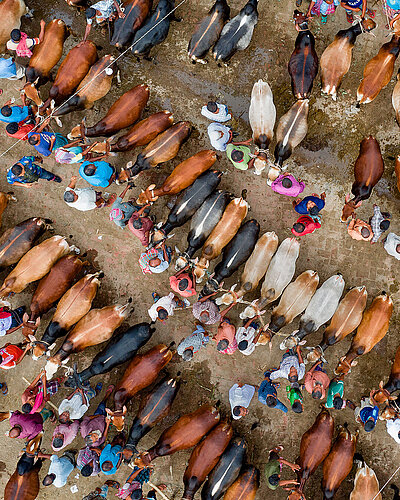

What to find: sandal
left=1, top=382, right=7, bottom=395
left=346, top=11, right=353, bottom=22
left=321, top=14, right=327, bottom=23
left=94, top=382, right=103, bottom=394
left=367, top=8, right=375, bottom=17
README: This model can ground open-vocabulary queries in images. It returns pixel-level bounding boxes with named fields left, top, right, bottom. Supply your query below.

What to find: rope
left=0, top=0, right=188, bottom=160
left=370, top=464, right=400, bottom=500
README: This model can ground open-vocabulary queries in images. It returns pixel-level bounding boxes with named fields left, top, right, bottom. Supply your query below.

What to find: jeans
left=38, top=167, right=57, bottom=181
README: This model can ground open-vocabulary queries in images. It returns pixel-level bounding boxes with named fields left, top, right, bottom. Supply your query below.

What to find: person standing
left=58, top=386, right=97, bottom=423
left=64, top=176, right=114, bottom=211
left=370, top=204, right=391, bottom=243
left=229, top=383, right=255, bottom=419
left=7, top=155, right=61, bottom=187
left=28, top=129, right=69, bottom=157
left=100, top=433, right=126, bottom=475
left=192, top=298, right=221, bottom=325
left=304, top=361, right=330, bottom=400
left=52, top=420, right=80, bottom=452
left=5, top=120, right=35, bottom=140
left=265, top=446, right=300, bottom=491
left=83, top=480, right=121, bottom=500
left=21, top=369, right=63, bottom=414
left=354, top=397, right=379, bottom=432
left=236, top=322, right=259, bottom=356
left=307, top=0, right=340, bottom=23
left=286, top=384, right=304, bottom=413
left=386, top=417, right=400, bottom=444
left=169, top=269, right=196, bottom=297
left=139, top=242, right=173, bottom=274
left=109, top=184, right=138, bottom=228
left=8, top=410, right=43, bottom=440
left=270, top=346, right=305, bottom=384
left=43, top=451, right=76, bottom=488
left=325, top=375, right=352, bottom=410
left=201, top=101, right=231, bottom=122
left=128, top=205, right=153, bottom=246
left=79, top=160, right=116, bottom=187
left=293, top=193, right=326, bottom=217
left=177, top=324, right=209, bottom=361
left=148, top=292, right=189, bottom=323
left=0, top=57, right=25, bottom=80
left=6, top=20, right=45, bottom=57
left=0, top=342, right=30, bottom=369
left=340, top=0, right=375, bottom=23
left=383, top=233, right=400, bottom=260
left=214, top=317, right=237, bottom=355
left=207, top=122, right=232, bottom=152
left=84, top=0, right=125, bottom=40
left=271, top=173, right=305, bottom=197
left=226, top=144, right=253, bottom=170
left=291, top=215, right=321, bottom=236
left=0, top=99, right=32, bottom=123
left=258, top=372, right=288, bottom=412
left=347, top=217, right=373, bottom=242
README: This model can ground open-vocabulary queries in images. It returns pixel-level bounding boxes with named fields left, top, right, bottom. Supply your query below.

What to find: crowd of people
left=0, top=0, right=399, bottom=499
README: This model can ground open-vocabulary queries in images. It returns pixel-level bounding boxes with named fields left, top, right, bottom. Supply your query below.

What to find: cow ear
left=105, top=408, right=112, bottom=415
left=351, top=359, right=358, bottom=367
left=122, top=405, right=127, bottom=415
left=35, top=317, right=41, bottom=327
left=23, top=313, right=29, bottom=323
left=340, top=356, right=345, bottom=362
left=356, top=201, right=362, bottom=208
left=379, top=381, right=384, bottom=389
left=345, top=194, right=350, bottom=203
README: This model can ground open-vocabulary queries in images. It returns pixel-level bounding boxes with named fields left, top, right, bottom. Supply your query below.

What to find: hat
left=109, top=208, right=124, bottom=221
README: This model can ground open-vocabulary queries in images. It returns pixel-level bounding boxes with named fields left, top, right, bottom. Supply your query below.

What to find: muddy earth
left=0, top=0, right=399, bottom=498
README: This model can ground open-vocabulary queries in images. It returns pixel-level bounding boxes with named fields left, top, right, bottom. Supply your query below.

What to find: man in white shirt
left=229, top=383, right=255, bottom=420
left=207, top=123, right=232, bottom=152
left=386, top=418, right=400, bottom=444
left=383, top=233, right=400, bottom=260
left=64, top=176, right=114, bottom=211
left=201, top=101, right=231, bottom=122
left=6, top=20, right=45, bottom=57
left=236, top=323, right=258, bottom=355
left=58, top=387, right=96, bottom=423
left=43, top=451, right=76, bottom=488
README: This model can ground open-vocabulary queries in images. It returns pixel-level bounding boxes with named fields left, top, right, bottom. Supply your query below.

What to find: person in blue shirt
left=0, top=57, right=25, bottom=80
left=7, top=156, right=61, bottom=188
left=293, top=192, right=326, bottom=218
left=340, top=0, right=375, bottom=22
left=258, top=371, right=288, bottom=413
left=354, top=397, right=379, bottom=432
left=27, top=130, right=69, bottom=157
left=109, top=183, right=140, bottom=228
left=0, top=101, right=31, bottom=124
left=99, top=432, right=126, bottom=475
left=79, top=160, right=116, bottom=188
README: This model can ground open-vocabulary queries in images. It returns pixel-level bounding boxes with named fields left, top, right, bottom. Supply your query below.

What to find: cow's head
left=340, top=194, right=362, bottom=222
left=106, top=406, right=127, bottom=431
left=334, top=356, right=357, bottom=376
left=137, top=184, right=158, bottom=205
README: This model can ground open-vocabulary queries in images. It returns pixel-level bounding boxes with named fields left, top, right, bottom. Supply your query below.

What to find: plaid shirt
left=7, top=156, right=42, bottom=184
left=77, top=446, right=100, bottom=475
left=370, top=205, right=387, bottom=243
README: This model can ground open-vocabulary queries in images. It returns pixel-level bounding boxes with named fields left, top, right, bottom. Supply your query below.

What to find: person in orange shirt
left=214, top=317, right=237, bottom=355
left=347, top=216, right=373, bottom=241
left=304, top=360, right=330, bottom=400
left=291, top=215, right=321, bottom=237
left=0, top=342, right=31, bottom=370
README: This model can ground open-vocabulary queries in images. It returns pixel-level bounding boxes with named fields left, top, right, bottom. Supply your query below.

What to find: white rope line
left=0, top=0, right=188, bottom=160
left=370, top=464, right=400, bottom=500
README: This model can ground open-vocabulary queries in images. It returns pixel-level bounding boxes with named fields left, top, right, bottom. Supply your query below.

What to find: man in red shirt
left=0, top=342, right=31, bottom=369
left=291, top=215, right=321, bottom=236
left=128, top=204, right=153, bottom=247
left=5, top=120, right=35, bottom=140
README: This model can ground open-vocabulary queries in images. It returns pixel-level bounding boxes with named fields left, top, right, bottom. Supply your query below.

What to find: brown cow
left=297, top=409, right=335, bottom=495
left=335, top=292, right=393, bottom=376
left=0, top=192, right=16, bottom=226
left=68, top=84, right=149, bottom=138
left=350, top=458, right=381, bottom=500
left=107, top=344, right=173, bottom=431
left=0, top=235, right=72, bottom=298
left=0, top=0, right=28, bottom=52
left=32, top=272, right=102, bottom=359
left=26, top=19, right=70, bottom=85
left=22, top=254, right=86, bottom=336
left=357, top=34, right=400, bottom=105
left=371, top=345, right=400, bottom=405
left=322, top=427, right=357, bottom=499
left=137, top=150, right=217, bottom=205
left=306, top=286, right=367, bottom=364
left=223, top=465, right=260, bottom=500
left=44, top=301, right=131, bottom=378
left=194, top=196, right=248, bottom=282
left=135, top=405, right=220, bottom=467
left=341, top=137, right=384, bottom=222
left=182, top=421, right=233, bottom=500
left=0, top=217, right=51, bottom=270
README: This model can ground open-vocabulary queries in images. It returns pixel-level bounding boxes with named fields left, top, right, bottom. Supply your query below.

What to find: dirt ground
left=0, top=0, right=400, bottom=498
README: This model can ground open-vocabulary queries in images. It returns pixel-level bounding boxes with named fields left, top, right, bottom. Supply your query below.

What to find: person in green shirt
left=286, top=384, right=303, bottom=413
left=226, top=144, right=252, bottom=171
left=265, top=446, right=300, bottom=491
left=325, top=375, right=354, bottom=410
